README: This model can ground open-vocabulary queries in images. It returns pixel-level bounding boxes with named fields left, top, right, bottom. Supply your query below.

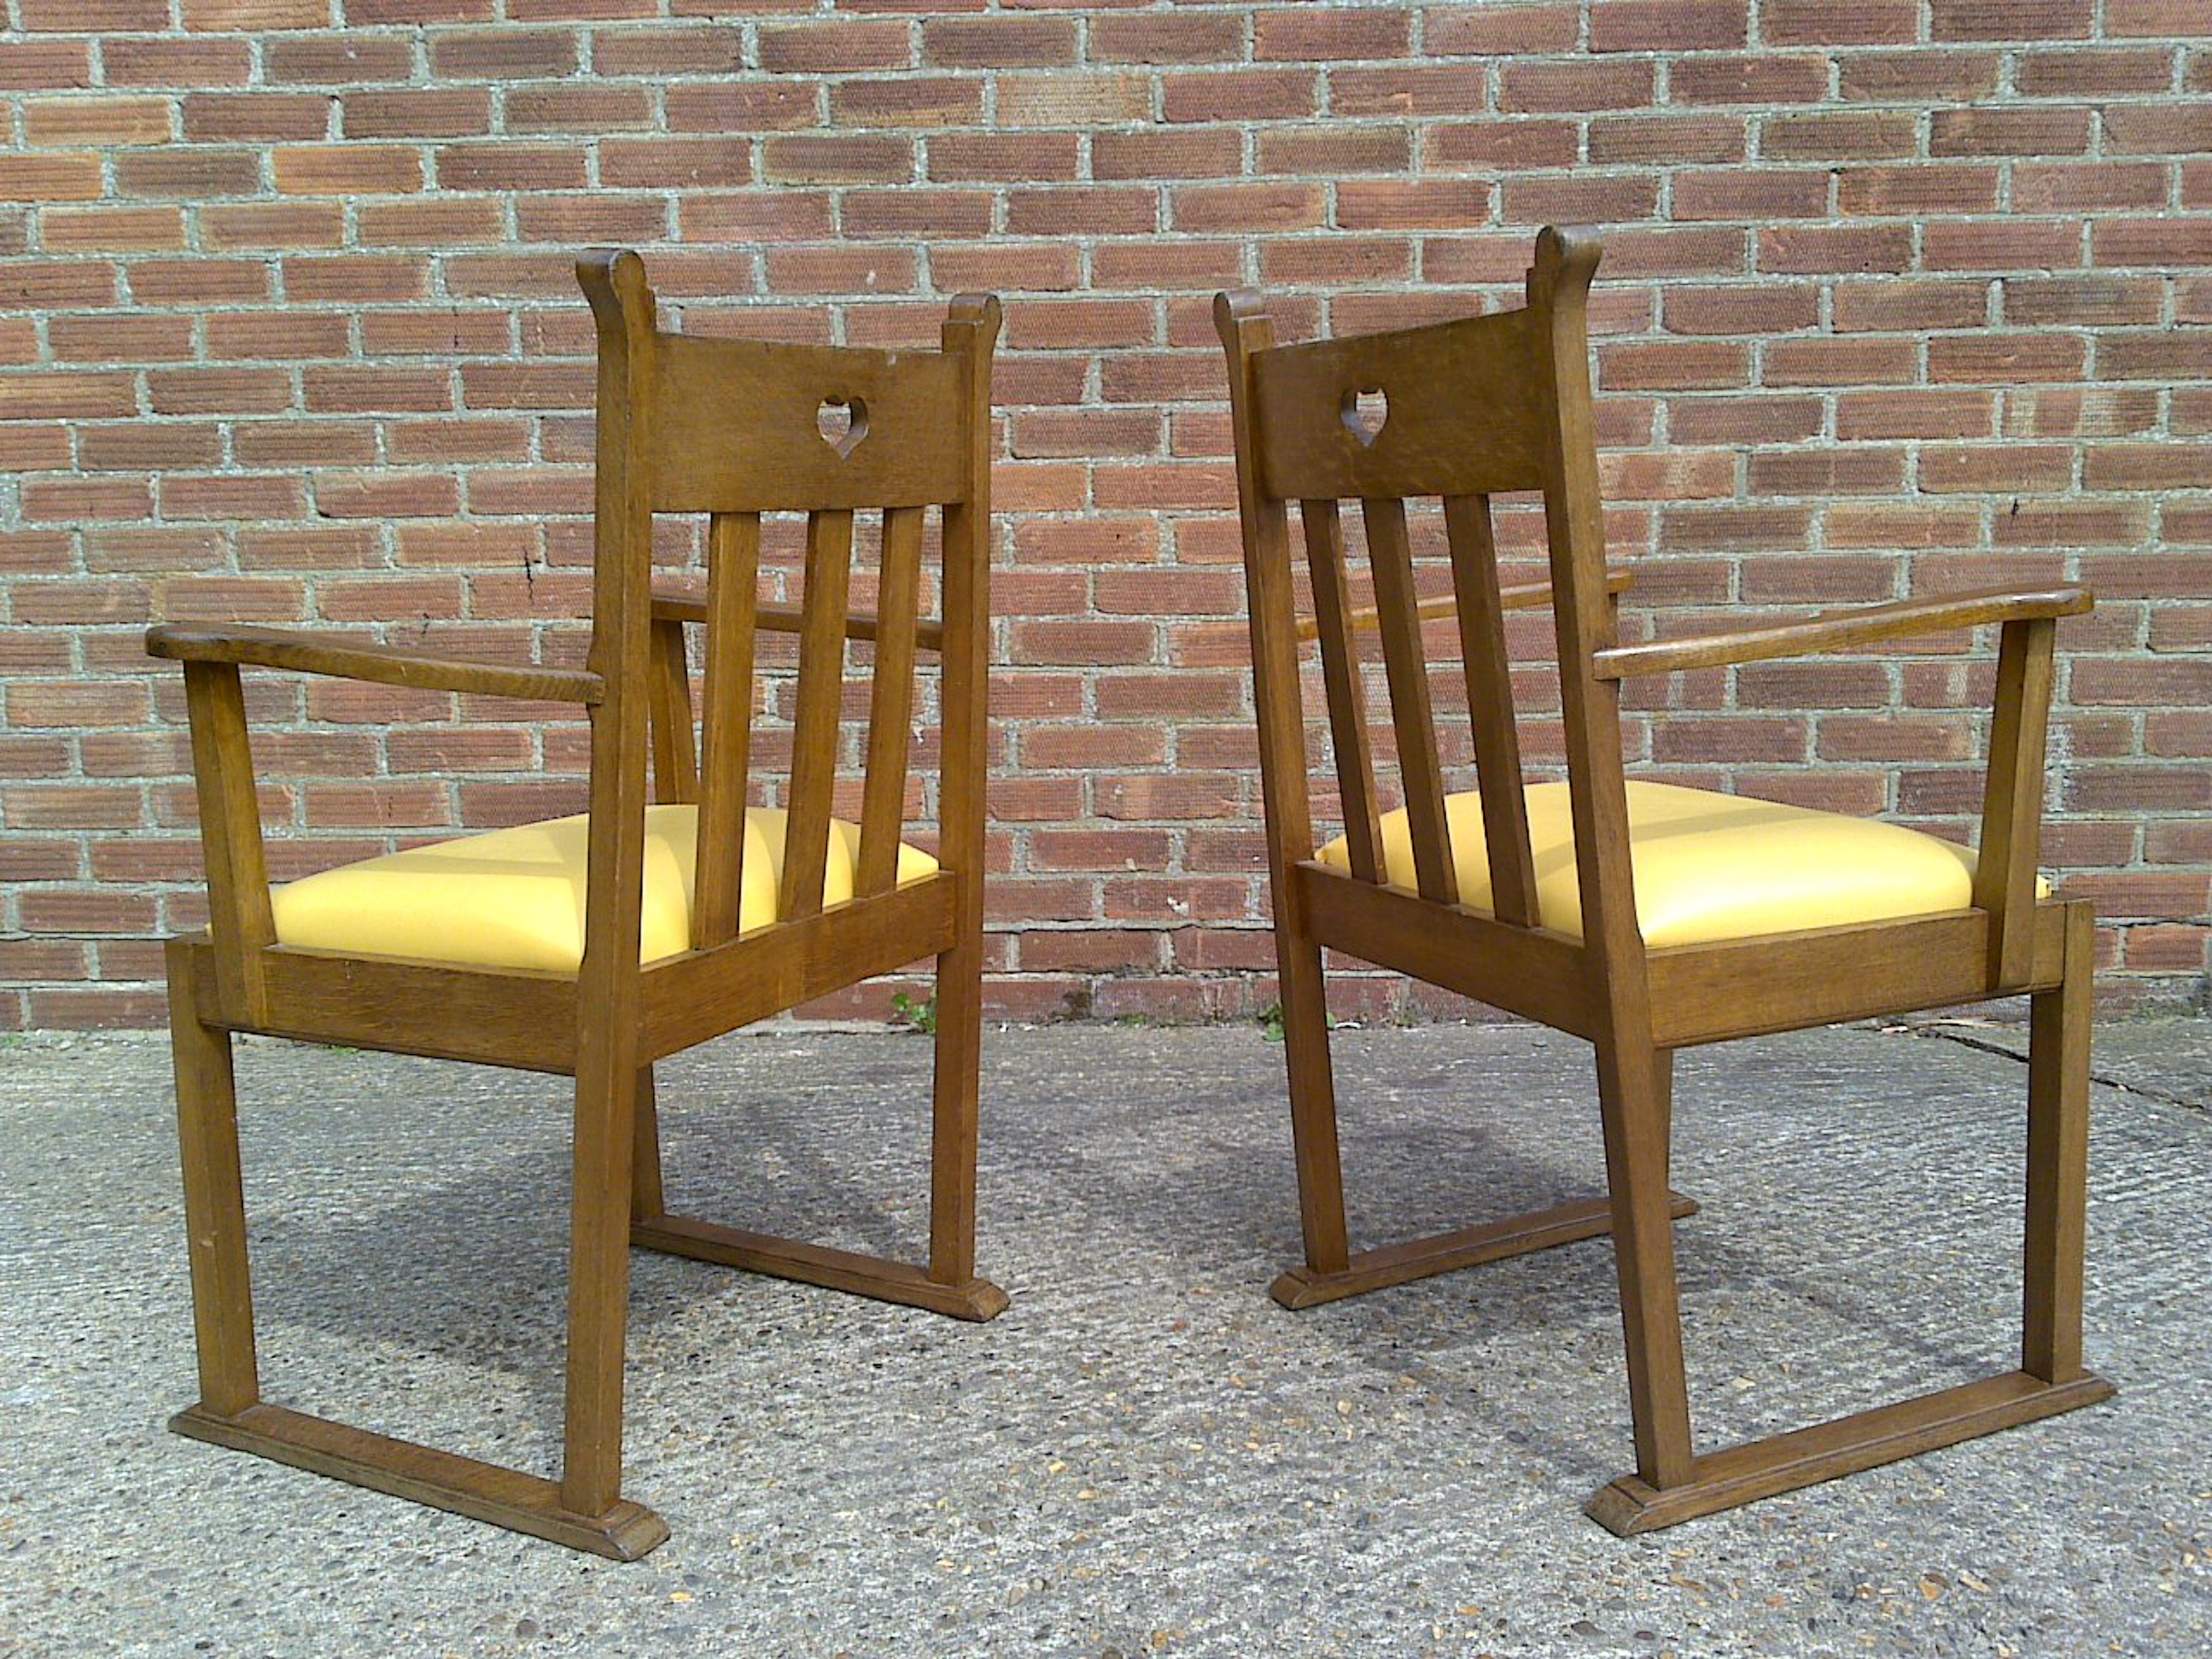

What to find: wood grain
left=149, top=622, right=603, bottom=705
left=778, top=507, right=855, bottom=924
left=1301, top=498, right=1382, bottom=884
left=857, top=504, right=925, bottom=897
left=650, top=332, right=967, bottom=514
left=1444, top=492, right=1539, bottom=927
left=1593, top=585, right=2092, bottom=680
left=652, top=586, right=945, bottom=655
left=1363, top=495, right=1458, bottom=906
left=1253, top=303, right=1547, bottom=501
left=692, top=509, right=761, bottom=950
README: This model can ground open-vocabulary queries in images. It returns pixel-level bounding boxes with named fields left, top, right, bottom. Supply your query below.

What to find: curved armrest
left=146, top=623, right=603, bottom=704
left=1592, top=585, right=2092, bottom=680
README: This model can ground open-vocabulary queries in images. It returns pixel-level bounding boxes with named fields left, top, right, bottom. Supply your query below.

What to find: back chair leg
left=1269, top=935, right=1697, bottom=1312
left=630, top=1064, right=666, bottom=1225
left=1273, top=932, right=1352, bottom=1291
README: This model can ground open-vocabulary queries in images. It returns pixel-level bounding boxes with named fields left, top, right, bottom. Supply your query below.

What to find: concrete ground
left=0, top=1017, right=2205, bottom=1659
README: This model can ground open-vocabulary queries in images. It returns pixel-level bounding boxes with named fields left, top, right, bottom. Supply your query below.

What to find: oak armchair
left=1215, top=227, right=2109, bottom=1533
left=148, top=251, right=1005, bottom=1557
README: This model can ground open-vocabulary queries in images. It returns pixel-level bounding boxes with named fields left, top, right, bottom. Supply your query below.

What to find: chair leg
left=168, top=939, right=259, bottom=1419
left=2024, top=902, right=2093, bottom=1382
left=626, top=941, right=1010, bottom=1323
left=1594, top=1034, right=1697, bottom=1493
left=1266, top=931, right=1352, bottom=1298
left=925, top=936, right=1006, bottom=1315
left=630, top=1064, right=667, bottom=1225
left=1587, top=925, right=2114, bottom=1535
left=165, top=945, right=668, bottom=1559
left=560, top=1057, right=639, bottom=1524
left=1269, top=940, right=1698, bottom=1311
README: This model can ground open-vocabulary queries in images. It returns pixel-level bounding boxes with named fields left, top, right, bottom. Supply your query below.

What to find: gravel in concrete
left=0, top=1022, right=2206, bottom=1658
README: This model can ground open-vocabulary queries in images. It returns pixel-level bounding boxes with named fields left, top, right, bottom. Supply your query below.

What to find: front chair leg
left=1589, top=929, right=2114, bottom=1535
left=1594, top=1034, right=1698, bottom=1495
left=561, top=1055, right=645, bottom=1526
left=167, top=939, right=260, bottom=1420
left=166, top=945, right=668, bottom=1559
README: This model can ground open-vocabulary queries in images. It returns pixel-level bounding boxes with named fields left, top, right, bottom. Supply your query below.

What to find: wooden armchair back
left=1215, top=227, right=1626, bottom=950
left=577, top=251, right=1000, bottom=965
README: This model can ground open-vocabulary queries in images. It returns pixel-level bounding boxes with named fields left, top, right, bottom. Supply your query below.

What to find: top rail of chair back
left=651, top=334, right=972, bottom=514
left=580, top=249, right=992, bottom=517
left=1249, top=306, right=1556, bottom=504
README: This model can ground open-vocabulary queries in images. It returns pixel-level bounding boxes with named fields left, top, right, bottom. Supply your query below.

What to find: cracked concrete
left=0, top=1019, right=2206, bottom=1658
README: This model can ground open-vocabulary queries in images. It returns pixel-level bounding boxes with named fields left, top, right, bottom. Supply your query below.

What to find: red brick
left=1929, top=0, right=2093, bottom=40
left=1589, top=0, right=1747, bottom=51
left=921, top=15, right=1073, bottom=68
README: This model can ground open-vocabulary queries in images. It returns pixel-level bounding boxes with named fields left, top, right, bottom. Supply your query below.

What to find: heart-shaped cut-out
left=817, top=396, right=869, bottom=459
left=1340, top=385, right=1387, bottom=448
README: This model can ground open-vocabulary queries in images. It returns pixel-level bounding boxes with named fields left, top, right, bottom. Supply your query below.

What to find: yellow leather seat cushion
left=1316, top=780, right=2028, bottom=948
left=270, top=804, right=937, bottom=972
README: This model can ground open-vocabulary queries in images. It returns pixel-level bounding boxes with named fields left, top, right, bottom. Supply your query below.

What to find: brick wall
left=3, top=0, right=2208, bottom=1029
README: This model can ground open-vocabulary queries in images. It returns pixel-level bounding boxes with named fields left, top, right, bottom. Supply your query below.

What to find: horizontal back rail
left=651, top=334, right=968, bottom=515
left=653, top=588, right=946, bottom=655
left=1252, top=306, right=1547, bottom=503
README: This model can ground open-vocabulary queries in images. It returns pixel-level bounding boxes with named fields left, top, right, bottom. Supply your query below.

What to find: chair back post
left=565, top=247, right=660, bottom=1518
left=1527, top=229, right=1648, bottom=984
left=1215, top=289, right=1322, bottom=929
left=936, top=294, right=1003, bottom=908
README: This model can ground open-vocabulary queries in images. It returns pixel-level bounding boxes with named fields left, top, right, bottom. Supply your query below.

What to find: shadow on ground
left=0, top=1018, right=2205, bottom=1657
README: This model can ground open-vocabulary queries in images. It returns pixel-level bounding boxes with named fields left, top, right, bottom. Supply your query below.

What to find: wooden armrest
left=650, top=582, right=944, bottom=653
left=1592, top=585, right=2093, bottom=680
left=146, top=623, right=603, bottom=704
left=1293, top=566, right=1632, bottom=644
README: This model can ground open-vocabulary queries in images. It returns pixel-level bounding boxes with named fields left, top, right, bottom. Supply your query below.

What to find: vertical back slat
left=692, top=510, right=761, bottom=949
left=1443, top=492, right=1540, bottom=928
left=647, top=618, right=699, bottom=804
left=856, top=504, right=925, bottom=897
left=1361, top=495, right=1458, bottom=906
left=1302, top=499, right=1382, bottom=885
left=779, top=507, right=855, bottom=922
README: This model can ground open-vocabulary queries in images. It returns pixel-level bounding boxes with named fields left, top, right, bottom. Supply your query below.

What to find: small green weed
left=1255, top=1000, right=1335, bottom=1042
left=889, top=991, right=938, bottom=1035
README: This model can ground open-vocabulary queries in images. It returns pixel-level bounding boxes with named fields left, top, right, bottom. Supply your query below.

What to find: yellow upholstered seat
left=271, top=804, right=938, bottom=973
left=1316, top=780, right=2030, bottom=948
